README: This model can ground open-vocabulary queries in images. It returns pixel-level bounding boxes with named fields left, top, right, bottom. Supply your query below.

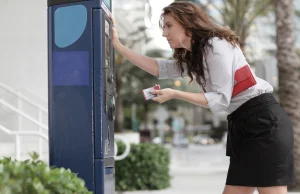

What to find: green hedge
left=0, top=153, right=91, bottom=194
left=0, top=144, right=171, bottom=193
left=115, top=142, right=171, bottom=191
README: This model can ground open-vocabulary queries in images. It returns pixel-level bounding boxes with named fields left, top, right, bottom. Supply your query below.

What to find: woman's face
left=162, top=14, right=191, bottom=50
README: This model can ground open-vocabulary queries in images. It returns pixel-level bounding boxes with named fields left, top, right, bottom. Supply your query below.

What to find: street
left=123, top=144, right=300, bottom=194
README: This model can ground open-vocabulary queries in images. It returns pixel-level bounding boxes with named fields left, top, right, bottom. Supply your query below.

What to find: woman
left=111, top=2, right=295, bottom=194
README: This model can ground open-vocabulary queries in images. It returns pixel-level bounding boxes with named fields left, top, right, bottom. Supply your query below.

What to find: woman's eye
left=164, top=24, right=171, bottom=29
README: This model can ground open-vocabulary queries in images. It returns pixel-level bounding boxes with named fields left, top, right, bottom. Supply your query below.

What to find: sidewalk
left=121, top=144, right=300, bottom=194
left=122, top=166, right=300, bottom=194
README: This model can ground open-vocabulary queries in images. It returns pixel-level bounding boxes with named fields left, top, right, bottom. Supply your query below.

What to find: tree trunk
left=115, top=54, right=124, bottom=133
left=239, top=35, right=247, bottom=53
left=276, top=0, right=300, bottom=187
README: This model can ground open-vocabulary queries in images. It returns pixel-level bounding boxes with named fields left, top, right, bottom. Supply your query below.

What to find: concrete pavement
left=121, top=144, right=300, bottom=194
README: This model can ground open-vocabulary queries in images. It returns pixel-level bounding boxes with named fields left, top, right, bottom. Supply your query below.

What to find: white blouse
left=156, top=37, right=273, bottom=114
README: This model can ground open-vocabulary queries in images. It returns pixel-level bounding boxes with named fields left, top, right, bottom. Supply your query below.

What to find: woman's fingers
left=151, top=90, right=162, bottom=95
left=110, top=14, right=120, bottom=47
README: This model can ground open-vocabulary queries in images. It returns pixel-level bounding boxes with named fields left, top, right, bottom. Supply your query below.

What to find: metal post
left=16, top=94, right=22, bottom=160
left=38, top=109, right=43, bottom=160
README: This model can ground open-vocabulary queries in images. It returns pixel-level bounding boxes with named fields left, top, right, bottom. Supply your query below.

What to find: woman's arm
left=111, top=16, right=159, bottom=76
left=151, top=39, right=236, bottom=112
left=151, top=88, right=208, bottom=108
left=174, top=90, right=208, bottom=107
left=111, top=16, right=189, bottom=80
left=202, top=38, right=236, bottom=113
left=114, top=43, right=159, bottom=76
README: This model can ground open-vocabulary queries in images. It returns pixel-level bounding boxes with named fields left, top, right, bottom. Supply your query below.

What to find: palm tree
left=275, top=0, right=300, bottom=187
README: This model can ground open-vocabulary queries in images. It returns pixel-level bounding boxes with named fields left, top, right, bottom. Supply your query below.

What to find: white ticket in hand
left=142, top=85, right=160, bottom=100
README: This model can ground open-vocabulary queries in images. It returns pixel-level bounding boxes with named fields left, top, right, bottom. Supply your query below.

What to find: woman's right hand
left=108, top=14, right=159, bottom=76
left=110, top=15, right=121, bottom=48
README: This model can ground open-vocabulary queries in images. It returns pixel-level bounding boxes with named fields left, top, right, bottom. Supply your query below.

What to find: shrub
left=115, top=142, right=171, bottom=191
left=0, top=153, right=92, bottom=194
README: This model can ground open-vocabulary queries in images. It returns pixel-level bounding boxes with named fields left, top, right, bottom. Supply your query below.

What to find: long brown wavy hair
left=160, top=1, right=240, bottom=91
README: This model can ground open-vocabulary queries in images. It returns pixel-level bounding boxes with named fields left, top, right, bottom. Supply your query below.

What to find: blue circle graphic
left=54, top=5, right=87, bottom=48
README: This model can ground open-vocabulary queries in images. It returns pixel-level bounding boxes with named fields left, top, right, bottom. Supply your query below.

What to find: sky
left=144, top=0, right=174, bottom=52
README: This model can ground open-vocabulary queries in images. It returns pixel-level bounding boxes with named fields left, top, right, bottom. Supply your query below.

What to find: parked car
left=172, top=134, right=189, bottom=148
left=192, top=135, right=215, bottom=145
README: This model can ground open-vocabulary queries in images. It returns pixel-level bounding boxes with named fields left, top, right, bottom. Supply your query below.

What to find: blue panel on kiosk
left=93, top=8, right=115, bottom=159
left=54, top=5, right=87, bottom=48
left=95, top=158, right=115, bottom=194
left=48, top=2, right=95, bottom=191
left=52, top=51, right=89, bottom=86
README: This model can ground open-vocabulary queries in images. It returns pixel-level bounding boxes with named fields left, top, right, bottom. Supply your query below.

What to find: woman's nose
left=162, top=30, right=167, bottom=37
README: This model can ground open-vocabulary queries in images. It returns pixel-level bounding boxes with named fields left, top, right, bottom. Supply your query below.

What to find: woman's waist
left=227, top=92, right=277, bottom=120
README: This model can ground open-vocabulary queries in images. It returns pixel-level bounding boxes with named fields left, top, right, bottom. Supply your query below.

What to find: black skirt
left=226, top=93, right=295, bottom=187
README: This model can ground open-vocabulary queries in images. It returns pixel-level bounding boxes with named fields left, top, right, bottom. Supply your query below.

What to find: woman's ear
left=186, top=30, right=192, bottom=37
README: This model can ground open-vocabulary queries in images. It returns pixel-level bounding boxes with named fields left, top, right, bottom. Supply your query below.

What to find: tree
left=114, top=26, right=152, bottom=132
left=275, top=0, right=300, bottom=188
left=175, top=0, right=273, bottom=51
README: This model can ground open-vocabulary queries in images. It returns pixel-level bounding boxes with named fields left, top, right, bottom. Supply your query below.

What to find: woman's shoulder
left=205, top=37, right=242, bottom=58
left=208, top=37, right=235, bottom=50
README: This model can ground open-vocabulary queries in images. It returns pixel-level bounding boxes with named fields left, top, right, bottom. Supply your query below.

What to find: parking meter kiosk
left=48, top=0, right=115, bottom=193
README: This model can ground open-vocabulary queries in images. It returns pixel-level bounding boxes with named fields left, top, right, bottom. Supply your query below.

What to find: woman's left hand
left=151, top=88, right=176, bottom=104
